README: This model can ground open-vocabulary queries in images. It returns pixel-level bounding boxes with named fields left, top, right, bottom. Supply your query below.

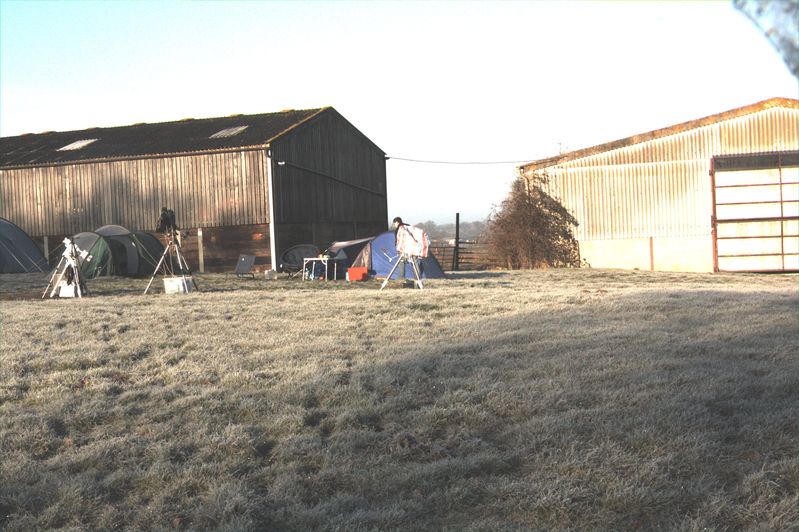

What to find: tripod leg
left=42, top=257, right=66, bottom=298
left=144, top=245, right=171, bottom=295
left=380, top=256, right=404, bottom=291
left=410, top=257, right=424, bottom=289
left=175, top=244, right=191, bottom=275
left=177, top=255, right=195, bottom=290
left=166, top=246, right=174, bottom=276
left=72, top=266, right=82, bottom=298
left=49, top=259, right=71, bottom=298
left=72, top=263, right=81, bottom=298
left=74, top=258, right=87, bottom=297
left=173, top=242, right=198, bottom=290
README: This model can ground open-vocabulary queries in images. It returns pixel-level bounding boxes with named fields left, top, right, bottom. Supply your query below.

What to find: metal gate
left=711, top=151, right=799, bottom=273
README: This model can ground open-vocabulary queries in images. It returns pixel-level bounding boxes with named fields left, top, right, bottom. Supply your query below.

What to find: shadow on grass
left=1, top=280, right=796, bottom=530
left=270, top=289, right=798, bottom=530
left=445, top=271, right=510, bottom=280
left=0, top=271, right=462, bottom=299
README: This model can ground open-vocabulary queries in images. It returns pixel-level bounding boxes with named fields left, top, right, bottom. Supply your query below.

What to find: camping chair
left=280, top=244, right=319, bottom=279
left=234, top=254, right=256, bottom=278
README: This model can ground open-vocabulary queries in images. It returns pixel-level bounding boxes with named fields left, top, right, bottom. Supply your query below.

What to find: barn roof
left=519, top=97, right=799, bottom=172
left=0, top=107, right=332, bottom=168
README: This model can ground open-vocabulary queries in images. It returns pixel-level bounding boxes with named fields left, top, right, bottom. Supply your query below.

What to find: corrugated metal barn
left=0, top=107, right=388, bottom=272
left=518, top=98, right=798, bottom=273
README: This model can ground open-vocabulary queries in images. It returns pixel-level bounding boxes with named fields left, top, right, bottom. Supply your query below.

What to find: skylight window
left=209, top=125, right=249, bottom=139
left=57, top=139, right=98, bottom=151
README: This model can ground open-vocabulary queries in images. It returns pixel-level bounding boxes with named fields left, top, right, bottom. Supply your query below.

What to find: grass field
left=1, top=269, right=797, bottom=530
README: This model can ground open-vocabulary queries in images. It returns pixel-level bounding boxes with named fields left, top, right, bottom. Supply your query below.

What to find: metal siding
left=538, top=107, right=799, bottom=241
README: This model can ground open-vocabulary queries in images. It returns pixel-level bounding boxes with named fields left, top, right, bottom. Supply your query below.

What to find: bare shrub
left=486, top=172, right=580, bottom=268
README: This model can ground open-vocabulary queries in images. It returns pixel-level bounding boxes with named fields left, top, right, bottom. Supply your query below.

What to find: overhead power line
left=277, top=160, right=386, bottom=197
left=386, top=156, right=532, bottom=165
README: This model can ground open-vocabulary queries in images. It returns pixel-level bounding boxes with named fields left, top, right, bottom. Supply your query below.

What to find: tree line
left=416, top=171, right=581, bottom=269
left=414, top=220, right=488, bottom=242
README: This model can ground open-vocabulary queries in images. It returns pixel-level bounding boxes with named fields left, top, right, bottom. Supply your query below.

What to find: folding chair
left=280, top=244, right=319, bottom=279
left=234, top=254, right=256, bottom=278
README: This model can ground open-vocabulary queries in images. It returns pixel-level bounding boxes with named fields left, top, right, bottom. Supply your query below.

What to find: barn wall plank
left=1, top=149, right=271, bottom=237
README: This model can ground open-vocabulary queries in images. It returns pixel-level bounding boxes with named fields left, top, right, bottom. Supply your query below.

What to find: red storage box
left=347, top=267, right=368, bottom=281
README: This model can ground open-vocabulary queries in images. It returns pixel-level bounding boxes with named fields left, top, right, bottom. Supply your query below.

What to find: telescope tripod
left=144, top=230, right=197, bottom=294
left=380, top=253, right=424, bottom=291
left=43, top=238, right=89, bottom=298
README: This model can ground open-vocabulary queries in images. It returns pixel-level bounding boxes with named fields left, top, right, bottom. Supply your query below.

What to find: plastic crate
left=347, top=267, right=368, bottom=281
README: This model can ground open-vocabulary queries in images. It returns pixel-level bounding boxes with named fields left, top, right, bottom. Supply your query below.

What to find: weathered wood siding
left=179, top=223, right=271, bottom=272
left=1, top=108, right=387, bottom=271
left=0, top=149, right=270, bottom=237
left=269, top=109, right=388, bottom=256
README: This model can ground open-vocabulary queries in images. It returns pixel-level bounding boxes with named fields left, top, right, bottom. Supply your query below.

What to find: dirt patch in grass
left=1, top=269, right=797, bottom=529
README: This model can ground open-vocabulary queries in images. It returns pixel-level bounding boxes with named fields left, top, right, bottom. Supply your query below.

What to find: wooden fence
left=429, top=241, right=500, bottom=271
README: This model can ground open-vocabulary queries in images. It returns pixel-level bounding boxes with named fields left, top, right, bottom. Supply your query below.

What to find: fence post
left=42, top=236, right=49, bottom=266
left=197, top=228, right=205, bottom=273
left=453, top=212, right=460, bottom=271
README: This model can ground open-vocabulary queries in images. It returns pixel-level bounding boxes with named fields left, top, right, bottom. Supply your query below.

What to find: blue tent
left=329, top=231, right=446, bottom=279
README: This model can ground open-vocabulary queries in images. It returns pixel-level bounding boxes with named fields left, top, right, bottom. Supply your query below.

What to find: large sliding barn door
left=712, top=151, right=798, bottom=273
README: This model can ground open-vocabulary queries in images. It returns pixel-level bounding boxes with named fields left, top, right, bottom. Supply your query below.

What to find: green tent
left=67, top=225, right=164, bottom=278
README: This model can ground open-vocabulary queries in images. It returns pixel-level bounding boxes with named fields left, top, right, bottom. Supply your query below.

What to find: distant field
left=1, top=269, right=797, bottom=530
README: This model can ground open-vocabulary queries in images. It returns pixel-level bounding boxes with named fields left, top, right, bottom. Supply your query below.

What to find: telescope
left=145, top=207, right=196, bottom=294
left=156, top=207, right=178, bottom=234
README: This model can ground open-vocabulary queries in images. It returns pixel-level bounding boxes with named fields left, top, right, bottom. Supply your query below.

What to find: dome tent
left=66, top=225, right=164, bottom=278
left=328, top=230, right=446, bottom=279
left=0, top=217, right=48, bottom=273
left=96, top=225, right=164, bottom=277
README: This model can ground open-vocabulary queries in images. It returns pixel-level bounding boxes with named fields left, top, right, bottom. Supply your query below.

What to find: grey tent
left=65, top=225, right=164, bottom=278
left=0, top=217, right=48, bottom=273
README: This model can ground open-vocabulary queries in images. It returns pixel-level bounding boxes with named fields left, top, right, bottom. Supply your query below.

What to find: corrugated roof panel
left=521, top=98, right=798, bottom=172
left=0, top=108, right=327, bottom=168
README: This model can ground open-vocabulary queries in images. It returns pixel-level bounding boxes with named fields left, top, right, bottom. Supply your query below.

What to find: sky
left=1, top=0, right=797, bottom=224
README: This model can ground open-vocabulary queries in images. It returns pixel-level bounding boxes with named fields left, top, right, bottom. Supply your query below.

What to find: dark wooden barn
left=0, top=107, right=388, bottom=271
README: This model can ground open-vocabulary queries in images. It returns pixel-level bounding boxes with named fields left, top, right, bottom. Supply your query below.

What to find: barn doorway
left=711, top=151, right=798, bottom=272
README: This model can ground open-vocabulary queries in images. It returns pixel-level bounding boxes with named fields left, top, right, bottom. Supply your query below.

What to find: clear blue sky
left=1, top=0, right=796, bottom=224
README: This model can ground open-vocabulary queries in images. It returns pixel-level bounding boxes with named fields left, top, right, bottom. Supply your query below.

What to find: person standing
left=390, top=216, right=425, bottom=281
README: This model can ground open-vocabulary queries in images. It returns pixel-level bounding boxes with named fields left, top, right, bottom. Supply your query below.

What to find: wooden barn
left=518, top=98, right=799, bottom=273
left=0, top=107, right=387, bottom=272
